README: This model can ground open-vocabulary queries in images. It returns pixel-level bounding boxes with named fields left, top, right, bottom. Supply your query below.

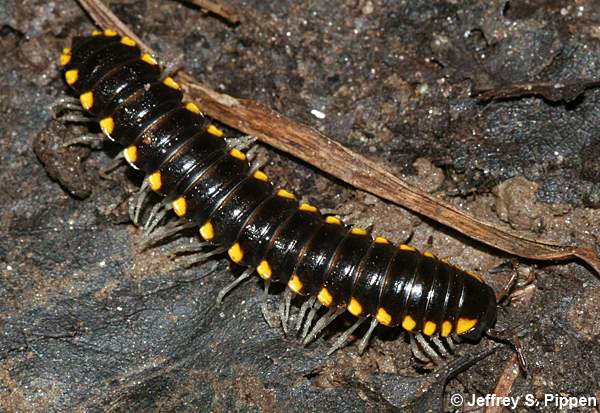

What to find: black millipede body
left=59, top=29, right=497, bottom=349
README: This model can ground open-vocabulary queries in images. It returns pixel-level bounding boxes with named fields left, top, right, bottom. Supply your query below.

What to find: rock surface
left=1, top=0, right=599, bottom=411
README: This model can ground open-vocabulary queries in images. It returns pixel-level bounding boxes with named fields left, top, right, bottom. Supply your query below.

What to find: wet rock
left=581, top=140, right=600, bottom=183
left=565, top=286, right=600, bottom=341
left=2, top=0, right=599, bottom=411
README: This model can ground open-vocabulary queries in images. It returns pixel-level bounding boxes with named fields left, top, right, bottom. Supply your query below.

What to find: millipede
left=56, top=28, right=512, bottom=366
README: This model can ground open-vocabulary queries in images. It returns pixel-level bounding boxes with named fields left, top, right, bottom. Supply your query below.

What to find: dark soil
left=1, top=0, right=599, bottom=411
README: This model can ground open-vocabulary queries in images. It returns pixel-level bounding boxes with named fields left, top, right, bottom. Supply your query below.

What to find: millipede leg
left=415, top=334, right=443, bottom=365
left=303, top=307, right=343, bottom=346
left=175, top=247, right=225, bottom=268
left=216, top=267, right=254, bottom=306
left=261, top=280, right=278, bottom=328
left=326, top=317, right=367, bottom=355
left=166, top=241, right=212, bottom=256
left=143, top=199, right=170, bottom=234
left=448, top=334, right=460, bottom=350
left=160, top=54, right=184, bottom=79
left=60, top=133, right=105, bottom=149
left=279, top=288, right=293, bottom=335
left=496, top=267, right=520, bottom=302
left=249, top=157, right=268, bottom=174
left=227, top=135, right=256, bottom=151
left=52, top=96, right=84, bottom=118
left=245, top=144, right=260, bottom=163
left=55, top=113, right=97, bottom=124
left=444, top=337, right=457, bottom=352
left=248, top=146, right=270, bottom=173
left=300, top=301, right=322, bottom=340
left=130, top=180, right=149, bottom=226
left=410, top=334, right=431, bottom=363
left=358, top=318, right=379, bottom=354
left=486, top=328, right=529, bottom=375
left=432, top=336, right=450, bottom=358
left=100, top=152, right=125, bottom=180
left=138, top=220, right=196, bottom=250
left=294, top=296, right=316, bottom=334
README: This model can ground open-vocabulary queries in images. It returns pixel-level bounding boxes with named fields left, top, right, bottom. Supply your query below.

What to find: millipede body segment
left=60, top=30, right=497, bottom=345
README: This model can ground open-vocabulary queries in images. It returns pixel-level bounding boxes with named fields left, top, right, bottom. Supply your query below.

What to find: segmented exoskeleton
left=58, top=29, right=498, bottom=362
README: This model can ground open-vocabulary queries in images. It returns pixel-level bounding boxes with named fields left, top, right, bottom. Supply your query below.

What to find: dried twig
left=484, top=355, right=520, bottom=413
left=477, top=79, right=600, bottom=103
left=182, top=0, right=240, bottom=24
left=75, top=0, right=600, bottom=276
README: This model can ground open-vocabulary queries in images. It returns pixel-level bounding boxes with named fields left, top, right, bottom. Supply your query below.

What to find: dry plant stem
left=77, top=0, right=146, bottom=46
left=184, top=0, right=240, bottom=24
left=484, top=354, right=520, bottom=413
left=178, top=73, right=600, bottom=275
left=76, top=0, right=600, bottom=276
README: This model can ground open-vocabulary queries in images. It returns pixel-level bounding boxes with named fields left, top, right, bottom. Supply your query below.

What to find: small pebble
left=310, top=109, right=326, bottom=119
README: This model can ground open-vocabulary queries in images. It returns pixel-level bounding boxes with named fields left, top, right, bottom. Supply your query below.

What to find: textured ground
left=1, top=0, right=599, bottom=411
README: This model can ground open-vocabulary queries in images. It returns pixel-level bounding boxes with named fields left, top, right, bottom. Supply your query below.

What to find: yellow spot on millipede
left=402, top=315, right=416, bottom=332
left=347, top=298, right=363, bottom=316
left=124, top=146, right=137, bottom=164
left=374, top=236, right=389, bottom=244
left=399, top=244, right=416, bottom=252
left=79, top=91, right=94, bottom=110
left=325, top=216, right=341, bottom=225
left=456, top=318, right=478, bottom=334
left=91, top=30, right=102, bottom=36
left=60, top=49, right=71, bottom=66
left=277, top=189, right=295, bottom=199
left=375, top=308, right=392, bottom=326
left=423, top=321, right=436, bottom=336
left=60, top=54, right=71, bottom=66
left=99, top=117, right=114, bottom=136
left=199, top=221, right=214, bottom=241
left=148, top=171, right=162, bottom=191
left=228, top=243, right=243, bottom=263
left=185, top=102, right=201, bottom=114
left=276, top=189, right=295, bottom=199
left=350, top=227, right=367, bottom=236
left=257, top=260, right=272, bottom=280
left=317, top=288, right=333, bottom=307
left=104, top=29, right=118, bottom=37
left=253, top=170, right=268, bottom=182
left=298, top=203, right=317, bottom=212
left=441, top=321, right=453, bottom=337
left=163, top=76, right=180, bottom=90
left=120, top=36, right=136, bottom=47
left=141, top=53, right=158, bottom=65
left=172, top=197, right=187, bottom=217
left=423, top=251, right=436, bottom=259
left=207, top=124, right=224, bottom=137
left=229, top=148, right=246, bottom=161
left=287, top=274, right=303, bottom=294
left=466, top=271, right=483, bottom=283
left=65, top=69, right=78, bottom=85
